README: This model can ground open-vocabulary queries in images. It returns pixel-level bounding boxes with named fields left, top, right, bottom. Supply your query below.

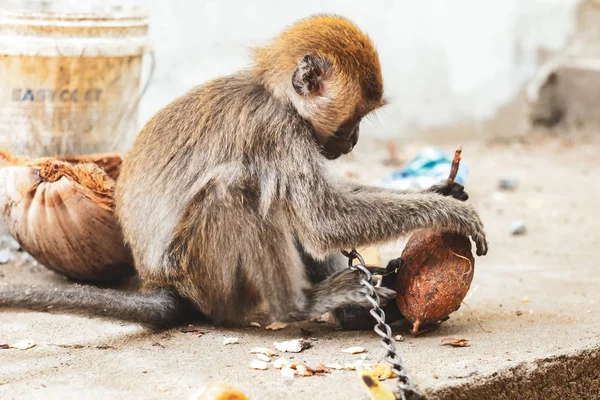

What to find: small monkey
left=0, top=15, right=487, bottom=329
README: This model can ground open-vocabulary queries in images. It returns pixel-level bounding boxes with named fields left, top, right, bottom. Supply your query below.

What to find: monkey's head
left=253, top=15, right=385, bottom=159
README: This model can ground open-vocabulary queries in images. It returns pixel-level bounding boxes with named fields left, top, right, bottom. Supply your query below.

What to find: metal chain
left=342, top=249, right=421, bottom=400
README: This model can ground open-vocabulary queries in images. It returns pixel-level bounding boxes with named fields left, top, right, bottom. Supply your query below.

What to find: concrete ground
left=0, top=138, right=599, bottom=399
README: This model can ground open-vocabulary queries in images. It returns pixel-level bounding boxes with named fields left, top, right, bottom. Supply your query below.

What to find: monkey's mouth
left=321, top=127, right=359, bottom=160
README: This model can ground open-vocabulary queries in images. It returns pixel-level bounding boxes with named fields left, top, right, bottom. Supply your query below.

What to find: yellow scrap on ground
left=191, top=383, right=249, bottom=400
left=358, top=367, right=396, bottom=400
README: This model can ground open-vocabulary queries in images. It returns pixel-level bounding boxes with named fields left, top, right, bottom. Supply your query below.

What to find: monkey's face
left=289, top=54, right=383, bottom=160
left=252, top=15, right=384, bottom=159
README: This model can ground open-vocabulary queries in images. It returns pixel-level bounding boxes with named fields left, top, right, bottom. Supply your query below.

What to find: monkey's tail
left=0, top=285, right=190, bottom=329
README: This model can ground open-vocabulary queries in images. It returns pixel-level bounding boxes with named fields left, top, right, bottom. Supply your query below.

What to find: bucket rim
left=0, top=7, right=149, bottom=22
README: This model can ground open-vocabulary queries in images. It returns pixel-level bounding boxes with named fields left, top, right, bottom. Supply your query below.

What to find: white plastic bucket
left=0, top=6, right=152, bottom=157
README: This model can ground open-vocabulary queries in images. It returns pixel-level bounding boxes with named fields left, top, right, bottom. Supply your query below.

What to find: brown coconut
left=395, top=231, right=474, bottom=334
left=0, top=151, right=134, bottom=282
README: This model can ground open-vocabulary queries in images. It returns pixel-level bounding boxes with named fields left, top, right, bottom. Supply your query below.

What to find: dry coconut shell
left=395, top=231, right=474, bottom=334
left=0, top=152, right=134, bottom=282
left=60, top=153, right=123, bottom=181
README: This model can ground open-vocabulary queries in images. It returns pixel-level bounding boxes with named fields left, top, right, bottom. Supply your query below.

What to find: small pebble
left=510, top=220, right=526, bottom=235
left=492, top=192, right=506, bottom=202
left=0, top=236, right=21, bottom=251
left=498, top=177, right=518, bottom=191
left=0, top=249, right=13, bottom=264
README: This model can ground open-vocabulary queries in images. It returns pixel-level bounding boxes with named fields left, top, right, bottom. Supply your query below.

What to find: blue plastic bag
left=381, top=147, right=468, bottom=190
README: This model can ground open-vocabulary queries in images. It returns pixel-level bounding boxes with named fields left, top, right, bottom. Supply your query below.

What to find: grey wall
left=0, top=0, right=585, bottom=141
left=139, top=0, right=581, bottom=139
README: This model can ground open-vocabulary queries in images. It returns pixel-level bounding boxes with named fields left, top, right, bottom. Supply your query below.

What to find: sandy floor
left=0, top=137, right=599, bottom=399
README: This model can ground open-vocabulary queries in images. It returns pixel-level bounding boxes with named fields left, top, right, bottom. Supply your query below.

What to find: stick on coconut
left=447, top=146, right=462, bottom=184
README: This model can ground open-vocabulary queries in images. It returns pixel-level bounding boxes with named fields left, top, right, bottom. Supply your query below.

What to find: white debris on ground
left=272, top=357, right=290, bottom=369
left=341, top=346, right=366, bottom=354
left=9, top=340, right=36, bottom=350
left=222, top=337, right=239, bottom=345
left=255, top=354, right=270, bottom=362
left=249, top=347, right=277, bottom=357
left=280, top=366, right=296, bottom=379
left=273, top=339, right=309, bottom=353
left=249, top=360, right=268, bottom=370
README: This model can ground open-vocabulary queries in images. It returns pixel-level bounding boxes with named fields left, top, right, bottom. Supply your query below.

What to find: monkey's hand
left=427, top=184, right=488, bottom=255
left=473, top=231, right=488, bottom=256
left=456, top=203, right=488, bottom=256
left=427, top=181, right=469, bottom=201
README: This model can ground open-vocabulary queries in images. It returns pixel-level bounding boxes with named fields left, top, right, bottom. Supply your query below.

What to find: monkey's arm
left=343, top=180, right=469, bottom=201
left=290, top=174, right=487, bottom=257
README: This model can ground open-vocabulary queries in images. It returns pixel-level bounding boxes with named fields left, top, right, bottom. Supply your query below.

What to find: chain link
left=342, top=249, right=421, bottom=400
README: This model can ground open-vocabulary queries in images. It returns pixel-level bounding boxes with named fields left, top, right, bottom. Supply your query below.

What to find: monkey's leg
left=167, top=189, right=293, bottom=327
left=296, top=239, right=347, bottom=284
left=0, top=286, right=190, bottom=329
left=281, top=266, right=396, bottom=322
left=297, top=240, right=401, bottom=329
left=332, top=259, right=403, bottom=330
left=299, top=246, right=376, bottom=329
left=167, top=226, right=263, bottom=327
left=297, top=241, right=377, bottom=328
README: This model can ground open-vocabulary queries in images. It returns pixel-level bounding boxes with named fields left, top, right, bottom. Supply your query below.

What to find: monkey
left=0, top=15, right=487, bottom=330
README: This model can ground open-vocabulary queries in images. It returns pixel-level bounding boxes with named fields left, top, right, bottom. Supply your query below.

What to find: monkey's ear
left=292, top=54, right=330, bottom=97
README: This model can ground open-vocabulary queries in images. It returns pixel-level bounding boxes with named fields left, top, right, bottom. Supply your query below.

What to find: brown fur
left=253, top=15, right=383, bottom=137
left=253, top=15, right=383, bottom=102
